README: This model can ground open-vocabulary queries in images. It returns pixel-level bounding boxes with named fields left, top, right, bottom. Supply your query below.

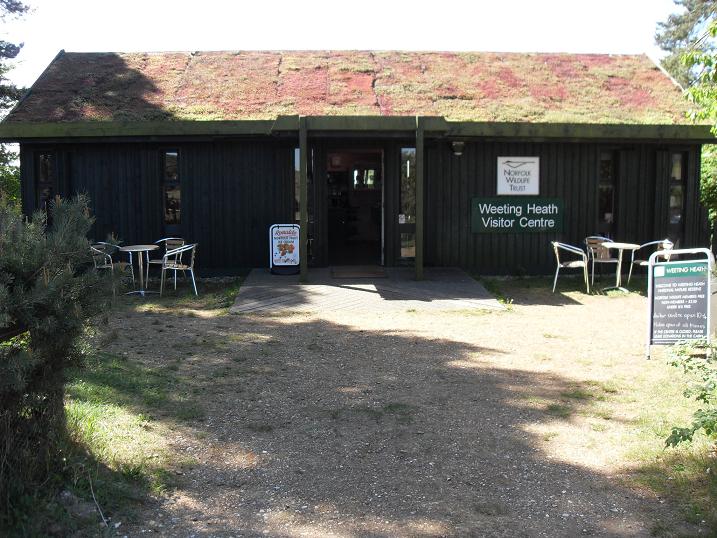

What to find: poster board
left=497, top=157, right=540, bottom=195
left=269, top=224, right=300, bottom=275
left=646, top=248, right=714, bottom=358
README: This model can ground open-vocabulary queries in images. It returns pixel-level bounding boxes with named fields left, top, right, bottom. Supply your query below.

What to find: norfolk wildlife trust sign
left=497, top=156, right=539, bottom=195
left=471, top=198, right=563, bottom=233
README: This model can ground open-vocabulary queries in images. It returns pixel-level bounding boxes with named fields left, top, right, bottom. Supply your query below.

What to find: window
left=400, top=148, right=416, bottom=259
left=294, top=147, right=300, bottom=222
left=352, top=168, right=380, bottom=190
left=35, top=152, right=55, bottom=212
left=597, top=151, right=616, bottom=236
left=669, top=152, right=685, bottom=226
left=162, top=151, right=180, bottom=226
left=667, top=151, right=686, bottom=246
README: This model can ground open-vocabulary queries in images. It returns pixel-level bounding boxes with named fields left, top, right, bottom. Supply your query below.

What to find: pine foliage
left=0, top=195, right=113, bottom=528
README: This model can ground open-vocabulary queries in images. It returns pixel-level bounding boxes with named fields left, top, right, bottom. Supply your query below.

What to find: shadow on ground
left=76, top=297, right=702, bottom=538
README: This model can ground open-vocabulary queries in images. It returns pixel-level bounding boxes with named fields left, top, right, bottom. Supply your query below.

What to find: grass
left=128, top=276, right=244, bottom=315
left=479, top=277, right=515, bottom=309
left=46, top=279, right=246, bottom=534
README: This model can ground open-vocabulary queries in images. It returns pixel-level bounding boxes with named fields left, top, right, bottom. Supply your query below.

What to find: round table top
left=119, top=244, right=159, bottom=252
left=600, top=242, right=640, bottom=250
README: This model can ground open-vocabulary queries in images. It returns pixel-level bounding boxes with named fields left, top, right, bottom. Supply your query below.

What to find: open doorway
left=326, top=149, right=383, bottom=265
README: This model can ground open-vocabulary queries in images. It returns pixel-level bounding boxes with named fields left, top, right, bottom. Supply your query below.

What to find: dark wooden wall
left=20, top=140, right=294, bottom=273
left=424, top=140, right=708, bottom=275
left=20, top=137, right=708, bottom=275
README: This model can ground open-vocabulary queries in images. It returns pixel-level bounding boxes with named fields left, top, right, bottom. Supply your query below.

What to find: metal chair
left=90, top=244, right=114, bottom=272
left=551, top=241, right=590, bottom=293
left=584, top=235, right=618, bottom=286
left=94, top=241, right=137, bottom=283
left=146, top=237, right=185, bottom=282
left=159, top=243, right=198, bottom=296
left=627, top=239, right=674, bottom=284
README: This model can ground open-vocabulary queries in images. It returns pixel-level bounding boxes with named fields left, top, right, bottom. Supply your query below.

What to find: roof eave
left=0, top=117, right=713, bottom=143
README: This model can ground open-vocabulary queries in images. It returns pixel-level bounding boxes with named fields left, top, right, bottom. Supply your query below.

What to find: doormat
left=331, top=266, right=387, bottom=278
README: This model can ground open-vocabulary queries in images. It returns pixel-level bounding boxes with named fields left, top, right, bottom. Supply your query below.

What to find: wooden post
left=415, top=116, right=424, bottom=281
left=299, top=117, right=309, bottom=282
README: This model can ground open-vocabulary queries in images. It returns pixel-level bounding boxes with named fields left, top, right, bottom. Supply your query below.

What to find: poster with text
left=270, top=224, right=300, bottom=267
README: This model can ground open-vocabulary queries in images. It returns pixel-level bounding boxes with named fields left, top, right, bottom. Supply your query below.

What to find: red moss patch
left=605, top=77, right=656, bottom=108
left=5, top=50, right=690, bottom=123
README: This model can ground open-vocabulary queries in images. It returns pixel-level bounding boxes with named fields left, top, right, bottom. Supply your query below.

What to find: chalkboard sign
left=650, top=261, right=709, bottom=343
left=646, top=248, right=714, bottom=358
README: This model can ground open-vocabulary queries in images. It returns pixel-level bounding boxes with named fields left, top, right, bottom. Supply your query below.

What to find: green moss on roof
left=4, top=50, right=694, bottom=124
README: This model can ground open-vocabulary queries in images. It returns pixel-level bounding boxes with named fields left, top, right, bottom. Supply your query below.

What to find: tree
left=656, top=0, right=717, bottom=88
left=0, top=0, right=26, bottom=203
left=0, top=196, right=113, bottom=531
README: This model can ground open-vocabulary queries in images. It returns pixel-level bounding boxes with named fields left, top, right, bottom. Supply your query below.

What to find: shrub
left=666, top=341, right=717, bottom=447
left=0, top=195, right=113, bottom=530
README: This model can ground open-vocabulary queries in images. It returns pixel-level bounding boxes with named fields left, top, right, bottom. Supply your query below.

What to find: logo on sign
left=497, top=156, right=539, bottom=195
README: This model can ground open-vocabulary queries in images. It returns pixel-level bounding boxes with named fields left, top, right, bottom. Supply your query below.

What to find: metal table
left=600, top=241, right=640, bottom=292
left=119, top=244, right=159, bottom=296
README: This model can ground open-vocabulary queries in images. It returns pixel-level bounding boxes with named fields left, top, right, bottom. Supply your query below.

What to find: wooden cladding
left=425, top=141, right=708, bottom=275
left=19, top=137, right=708, bottom=275
left=20, top=140, right=294, bottom=273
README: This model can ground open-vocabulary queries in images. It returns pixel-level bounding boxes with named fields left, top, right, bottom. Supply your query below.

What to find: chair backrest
left=164, top=243, right=197, bottom=270
left=92, top=241, right=118, bottom=253
left=156, top=237, right=185, bottom=263
left=90, top=245, right=112, bottom=268
left=551, top=241, right=586, bottom=264
left=155, top=237, right=185, bottom=250
left=585, top=236, right=613, bottom=261
left=636, top=239, right=674, bottom=261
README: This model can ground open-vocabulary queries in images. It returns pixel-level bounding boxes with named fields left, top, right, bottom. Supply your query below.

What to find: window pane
left=671, top=153, right=683, bottom=181
left=352, top=168, right=380, bottom=190
left=598, top=184, right=614, bottom=224
left=164, top=186, right=181, bottom=224
left=669, top=185, right=683, bottom=224
left=164, top=151, right=178, bottom=181
left=294, top=148, right=300, bottom=221
left=599, top=152, right=613, bottom=183
left=400, top=148, right=416, bottom=224
left=36, top=152, right=55, bottom=211
left=401, top=233, right=416, bottom=258
left=163, top=151, right=180, bottom=225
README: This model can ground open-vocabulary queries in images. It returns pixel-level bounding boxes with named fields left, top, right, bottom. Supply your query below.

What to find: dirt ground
left=105, top=280, right=703, bottom=538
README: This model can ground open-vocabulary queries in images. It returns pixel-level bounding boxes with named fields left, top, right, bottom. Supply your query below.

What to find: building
left=0, top=50, right=713, bottom=278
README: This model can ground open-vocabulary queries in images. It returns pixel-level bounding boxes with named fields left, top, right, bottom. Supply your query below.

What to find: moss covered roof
left=4, top=50, right=692, bottom=124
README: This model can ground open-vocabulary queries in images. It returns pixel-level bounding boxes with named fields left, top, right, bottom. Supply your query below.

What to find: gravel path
left=112, top=282, right=699, bottom=537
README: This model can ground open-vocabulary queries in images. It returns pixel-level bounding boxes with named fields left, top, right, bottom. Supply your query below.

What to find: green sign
left=650, top=260, right=710, bottom=344
left=653, top=261, right=708, bottom=279
left=471, top=197, right=563, bottom=233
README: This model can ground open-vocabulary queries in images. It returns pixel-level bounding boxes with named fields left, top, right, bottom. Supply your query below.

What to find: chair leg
left=128, top=252, right=135, bottom=284
left=160, top=269, right=165, bottom=297
left=190, top=269, right=198, bottom=296
left=583, top=265, right=590, bottom=294
left=591, top=259, right=595, bottom=286
left=552, top=265, right=560, bottom=293
left=174, top=270, right=178, bottom=290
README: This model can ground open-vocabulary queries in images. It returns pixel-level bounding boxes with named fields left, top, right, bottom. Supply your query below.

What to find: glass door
left=399, top=148, right=416, bottom=262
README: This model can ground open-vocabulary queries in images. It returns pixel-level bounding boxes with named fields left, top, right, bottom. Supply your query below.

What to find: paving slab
left=231, top=267, right=503, bottom=314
